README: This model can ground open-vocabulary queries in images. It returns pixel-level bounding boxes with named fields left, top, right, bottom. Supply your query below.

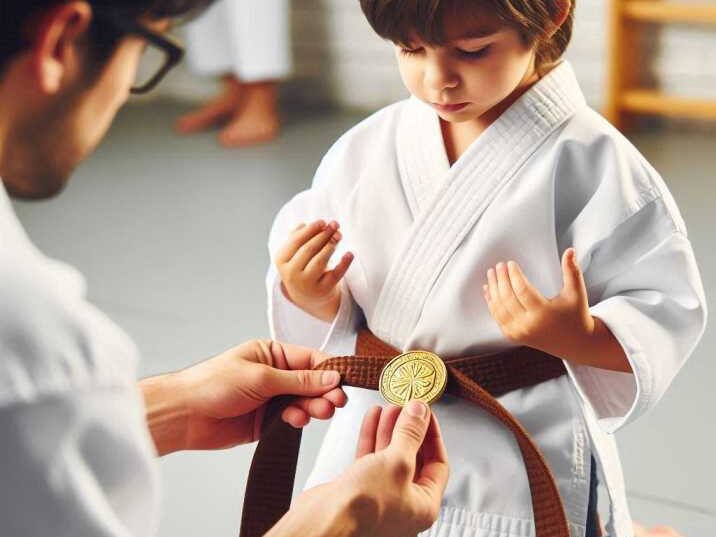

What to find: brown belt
left=240, top=330, right=570, bottom=537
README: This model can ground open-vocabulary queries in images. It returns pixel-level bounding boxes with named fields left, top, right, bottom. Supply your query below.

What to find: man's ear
left=548, top=0, right=571, bottom=37
left=28, top=1, right=93, bottom=95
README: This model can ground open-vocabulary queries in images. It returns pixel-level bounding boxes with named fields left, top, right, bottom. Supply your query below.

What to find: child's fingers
left=507, top=261, right=545, bottom=310
left=486, top=268, right=511, bottom=325
left=292, top=222, right=340, bottom=270
left=496, top=262, right=525, bottom=318
left=305, top=238, right=338, bottom=277
left=560, top=248, right=587, bottom=301
left=320, top=252, right=354, bottom=288
left=276, top=220, right=326, bottom=264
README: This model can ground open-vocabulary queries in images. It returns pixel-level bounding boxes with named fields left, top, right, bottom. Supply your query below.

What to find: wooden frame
left=606, top=1, right=716, bottom=131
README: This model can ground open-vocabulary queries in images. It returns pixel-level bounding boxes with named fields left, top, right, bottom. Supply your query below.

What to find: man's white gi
left=266, top=62, right=707, bottom=537
left=185, top=0, right=292, bottom=82
left=0, top=182, right=160, bottom=536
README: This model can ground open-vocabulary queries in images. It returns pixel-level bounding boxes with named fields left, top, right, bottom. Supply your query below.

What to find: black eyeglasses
left=93, top=8, right=185, bottom=95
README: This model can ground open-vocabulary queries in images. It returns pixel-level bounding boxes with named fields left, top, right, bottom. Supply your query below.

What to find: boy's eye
left=456, top=45, right=491, bottom=60
left=400, top=46, right=424, bottom=56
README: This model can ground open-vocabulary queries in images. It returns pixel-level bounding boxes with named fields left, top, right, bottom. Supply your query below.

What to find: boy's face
left=395, top=16, right=538, bottom=125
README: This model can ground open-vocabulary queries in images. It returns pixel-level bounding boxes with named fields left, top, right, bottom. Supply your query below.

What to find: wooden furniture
left=606, top=1, right=716, bottom=131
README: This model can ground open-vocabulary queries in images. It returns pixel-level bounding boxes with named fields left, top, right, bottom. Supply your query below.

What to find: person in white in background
left=176, top=0, right=291, bottom=146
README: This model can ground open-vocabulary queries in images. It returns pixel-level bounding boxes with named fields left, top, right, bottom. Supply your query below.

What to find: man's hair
left=359, top=0, right=575, bottom=72
left=0, top=0, right=213, bottom=75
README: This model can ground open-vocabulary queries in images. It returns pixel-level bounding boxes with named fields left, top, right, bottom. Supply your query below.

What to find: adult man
left=0, top=2, right=449, bottom=536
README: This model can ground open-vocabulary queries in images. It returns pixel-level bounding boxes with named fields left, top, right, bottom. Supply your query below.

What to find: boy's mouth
left=431, top=102, right=469, bottom=113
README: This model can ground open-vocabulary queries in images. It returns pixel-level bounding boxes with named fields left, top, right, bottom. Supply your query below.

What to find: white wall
left=159, top=1, right=716, bottom=114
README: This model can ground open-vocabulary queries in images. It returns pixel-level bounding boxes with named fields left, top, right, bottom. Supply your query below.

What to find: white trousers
left=185, top=0, right=292, bottom=82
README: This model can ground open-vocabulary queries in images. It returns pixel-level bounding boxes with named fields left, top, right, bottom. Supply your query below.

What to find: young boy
left=266, top=1, right=707, bottom=536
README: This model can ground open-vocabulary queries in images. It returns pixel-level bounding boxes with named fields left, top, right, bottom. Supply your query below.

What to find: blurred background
left=12, top=1, right=716, bottom=536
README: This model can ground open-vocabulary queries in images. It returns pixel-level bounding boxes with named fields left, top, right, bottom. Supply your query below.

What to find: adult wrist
left=140, top=372, right=191, bottom=456
left=267, top=483, right=362, bottom=537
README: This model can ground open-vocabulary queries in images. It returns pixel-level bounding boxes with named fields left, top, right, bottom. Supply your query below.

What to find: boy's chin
left=435, top=107, right=483, bottom=123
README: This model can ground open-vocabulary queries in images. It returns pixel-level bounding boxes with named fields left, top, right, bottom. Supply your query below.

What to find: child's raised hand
left=482, top=248, right=595, bottom=357
left=276, top=220, right=354, bottom=322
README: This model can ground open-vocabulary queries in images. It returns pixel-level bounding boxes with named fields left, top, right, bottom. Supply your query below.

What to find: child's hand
left=276, top=220, right=354, bottom=322
left=482, top=248, right=595, bottom=358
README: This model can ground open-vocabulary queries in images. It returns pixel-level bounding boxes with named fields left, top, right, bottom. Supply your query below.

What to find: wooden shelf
left=622, top=1, right=716, bottom=24
left=621, top=90, right=716, bottom=119
left=606, top=1, right=716, bottom=130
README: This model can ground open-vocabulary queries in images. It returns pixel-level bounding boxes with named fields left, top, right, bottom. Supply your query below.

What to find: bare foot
left=218, top=81, right=280, bottom=147
left=634, top=523, right=684, bottom=537
left=175, top=76, right=244, bottom=135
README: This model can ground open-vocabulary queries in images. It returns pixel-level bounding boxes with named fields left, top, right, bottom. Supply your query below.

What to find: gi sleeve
left=565, top=196, right=707, bottom=433
left=266, top=148, right=361, bottom=355
left=0, top=388, right=160, bottom=537
left=0, top=248, right=161, bottom=537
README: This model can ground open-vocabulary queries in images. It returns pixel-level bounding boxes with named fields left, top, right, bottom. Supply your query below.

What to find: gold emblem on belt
left=379, top=351, right=448, bottom=406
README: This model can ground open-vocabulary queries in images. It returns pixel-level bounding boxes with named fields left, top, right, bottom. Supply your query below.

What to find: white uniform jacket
left=0, top=182, right=160, bottom=536
left=266, top=62, right=707, bottom=537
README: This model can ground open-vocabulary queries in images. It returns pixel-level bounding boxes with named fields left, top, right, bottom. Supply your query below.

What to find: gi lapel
left=372, top=62, right=587, bottom=348
left=396, top=96, right=451, bottom=218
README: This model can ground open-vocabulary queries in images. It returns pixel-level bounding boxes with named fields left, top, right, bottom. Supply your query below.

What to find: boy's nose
left=423, top=61, right=460, bottom=92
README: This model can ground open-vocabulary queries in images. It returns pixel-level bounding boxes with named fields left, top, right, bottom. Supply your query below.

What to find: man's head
left=0, top=0, right=212, bottom=199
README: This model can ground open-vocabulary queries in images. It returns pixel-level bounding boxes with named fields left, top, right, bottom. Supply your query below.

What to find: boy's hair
left=359, top=0, right=575, bottom=72
left=0, top=0, right=213, bottom=76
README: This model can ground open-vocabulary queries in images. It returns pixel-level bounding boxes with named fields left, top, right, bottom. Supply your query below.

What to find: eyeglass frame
left=92, top=7, right=185, bottom=95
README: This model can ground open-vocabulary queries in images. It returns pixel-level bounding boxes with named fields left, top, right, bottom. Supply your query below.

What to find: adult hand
left=267, top=401, right=449, bottom=537
left=141, top=340, right=347, bottom=455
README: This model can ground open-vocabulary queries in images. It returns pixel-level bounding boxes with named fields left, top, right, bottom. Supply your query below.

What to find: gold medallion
left=379, top=351, right=448, bottom=406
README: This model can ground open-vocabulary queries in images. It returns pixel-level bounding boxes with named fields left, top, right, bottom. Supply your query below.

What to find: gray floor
left=12, top=101, right=716, bottom=536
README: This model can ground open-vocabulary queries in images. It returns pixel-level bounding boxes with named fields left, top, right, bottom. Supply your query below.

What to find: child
left=266, top=1, right=707, bottom=536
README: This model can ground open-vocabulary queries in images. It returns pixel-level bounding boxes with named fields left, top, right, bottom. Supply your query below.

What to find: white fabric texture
left=0, top=182, right=160, bottom=537
left=266, top=62, right=707, bottom=537
left=185, top=0, right=292, bottom=82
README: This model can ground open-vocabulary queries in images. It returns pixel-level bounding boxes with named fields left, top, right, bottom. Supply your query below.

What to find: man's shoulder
left=0, top=250, right=138, bottom=407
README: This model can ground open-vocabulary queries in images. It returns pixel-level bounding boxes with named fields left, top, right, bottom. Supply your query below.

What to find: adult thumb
left=389, top=400, right=431, bottom=454
left=261, top=367, right=341, bottom=398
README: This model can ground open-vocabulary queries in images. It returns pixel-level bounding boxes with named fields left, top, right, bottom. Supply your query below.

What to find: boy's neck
left=440, top=68, right=542, bottom=165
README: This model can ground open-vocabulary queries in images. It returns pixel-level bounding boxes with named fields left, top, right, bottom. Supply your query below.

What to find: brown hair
left=359, top=0, right=575, bottom=72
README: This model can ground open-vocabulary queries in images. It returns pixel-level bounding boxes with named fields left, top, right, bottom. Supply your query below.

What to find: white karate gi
left=0, top=182, right=160, bottom=536
left=266, top=62, right=707, bottom=537
left=185, top=0, right=292, bottom=82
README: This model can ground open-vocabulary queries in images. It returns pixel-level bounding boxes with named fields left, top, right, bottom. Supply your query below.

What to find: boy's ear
left=548, top=0, right=571, bottom=37
left=27, top=1, right=93, bottom=95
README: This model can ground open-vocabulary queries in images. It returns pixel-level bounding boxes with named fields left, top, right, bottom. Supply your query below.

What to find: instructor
left=0, top=1, right=449, bottom=536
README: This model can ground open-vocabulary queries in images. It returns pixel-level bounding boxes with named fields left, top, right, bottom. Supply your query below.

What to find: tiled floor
left=12, top=101, right=716, bottom=536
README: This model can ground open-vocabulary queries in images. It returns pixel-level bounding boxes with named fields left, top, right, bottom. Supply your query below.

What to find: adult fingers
left=263, top=340, right=332, bottom=372
left=284, top=396, right=337, bottom=421
left=386, top=400, right=431, bottom=457
left=281, top=405, right=310, bottom=428
left=355, top=405, right=383, bottom=459
left=414, top=414, right=450, bottom=502
left=260, top=366, right=341, bottom=400
left=375, top=404, right=402, bottom=451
